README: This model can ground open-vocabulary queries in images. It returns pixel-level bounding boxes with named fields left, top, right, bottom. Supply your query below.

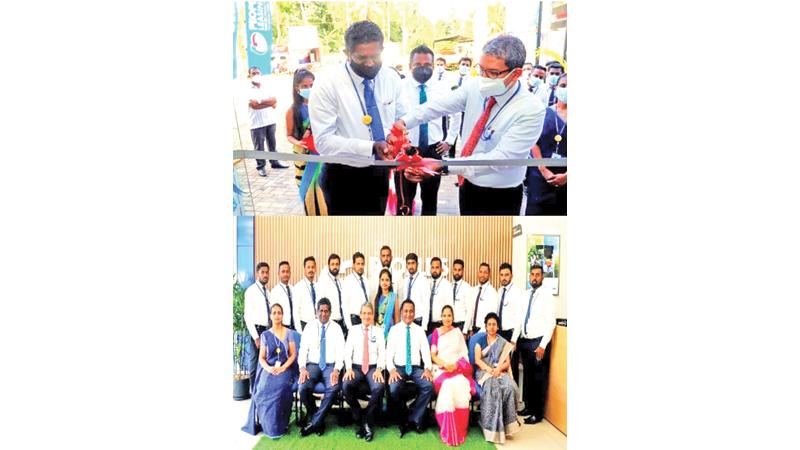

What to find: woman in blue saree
left=242, top=303, right=297, bottom=438
left=373, top=268, right=399, bottom=339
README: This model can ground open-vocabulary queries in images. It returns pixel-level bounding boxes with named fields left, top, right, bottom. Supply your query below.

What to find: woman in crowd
left=374, top=268, right=399, bottom=338
left=474, top=313, right=521, bottom=443
left=430, top=305, right=476, bottom=446
left=285, top=69, right=316, bottom=186
left=242, top=304, right=297, bottom=439
left=526, top=72, right=568, bottom=216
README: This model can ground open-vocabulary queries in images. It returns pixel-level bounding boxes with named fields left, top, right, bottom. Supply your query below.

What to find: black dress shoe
left=316, top=423, right=326, bottom=436
left=257, top=168, right=267, bottom=177
left=300, top=424, right=315, bottom=437
left=271, top=163, right=289, bottom=169
left=399, top=422, right=412, bottom=438
left=356, top=425, right=366, bottom=439
left=518, top=407, right=533, bottom=417
left=364, top=423, right=374, bottom=442
left=414, top=422, right=425, bottom=434
left=524, top=415, right=542, bottom=425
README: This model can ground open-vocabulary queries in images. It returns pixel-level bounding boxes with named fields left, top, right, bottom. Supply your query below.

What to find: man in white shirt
left=247, top=66, right=287, bottom=177
left=316, top=253, right=347, bottom=337
left=308, top=20, right=408, bottom=215
left=269, top=261, right=297, bottom=330
left=444, top=56, right=473, bottom=160
left=542, top=62, right=565, bottom=107
left=392, top=35, right=546, bottom=215
left=342, top=302, right=386, bottom=441
left=343, top=252, right=371, bottom=329
left=298, top=298, right=346, bottom=436
left=398, top=253, right=431, bottom=330
left=394, top=46, right=455, bottom=215
left=465, top=262, right=498, bottom=336
left=294, top=256, right=318, bottom=331
left=512, top=264, right=556, bottom=424
left=386, top=299, right=434, bottom=436
left=496, top=262, right=524, bottom=383
left=369, top=245, right=397, bottom=300
left=426, top=256, right=453, bottom=335
left=450, top=259, right=471, bottom=334
left=526, top=63, right=548, bottom=100
left=243, top=262, right=271, bottom=387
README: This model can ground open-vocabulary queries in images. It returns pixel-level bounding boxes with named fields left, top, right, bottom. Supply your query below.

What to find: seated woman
left=474, top=313, right=521, bottom=443
left=373, top=268, right=399, bottom=339
left=431, top=305, right=476, bottom=446
left=242, top=303, right=297, bottom=439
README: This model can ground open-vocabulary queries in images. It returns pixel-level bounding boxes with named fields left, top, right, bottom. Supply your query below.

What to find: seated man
left=342, top=302, right=386, bottom=441
left=297, top=298, right=345, bottom=436
left=386, top=299, right=434, bottom=437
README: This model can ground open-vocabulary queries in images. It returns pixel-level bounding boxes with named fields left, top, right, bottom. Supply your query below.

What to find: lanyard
left=481, top=81, right=522, bottom=141
left=552, top=109, right=567, bottom=156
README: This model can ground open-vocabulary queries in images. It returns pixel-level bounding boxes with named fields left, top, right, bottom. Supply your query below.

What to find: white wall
left=512, top=216, right=568, bottom=319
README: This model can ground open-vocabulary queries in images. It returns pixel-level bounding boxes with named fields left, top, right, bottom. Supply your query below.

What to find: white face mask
left=251, top=74, right=263, bottom=85
left=555, top=86, right=567, bottom=104
left=458, top=65, right=469, bottom=75
left=478, top=71, right=513, bottom=98
left=436, top=65, right=445, bottom=74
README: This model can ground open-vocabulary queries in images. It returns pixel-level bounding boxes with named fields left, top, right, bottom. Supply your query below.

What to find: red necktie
left=362, top=326, right=370, bottom=375
left=458, top=96, right=497, bottom=186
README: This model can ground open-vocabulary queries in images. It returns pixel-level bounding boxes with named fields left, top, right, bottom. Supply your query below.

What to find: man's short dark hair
left=499, top=262, right=512, bottom=273
left=548, top=62, right=564, bottom=73
left=410, top=44, right=435, bottom=65
left=435, top=56, right=446, bottom=64
left=328, top=253, right=340, bottom=264
left=479, top=262, right=491, bottom=271
left=256, top=262, right=270, bottom=271
left=533, top=64, right=546, bottom=71
left=344, top=20, right=384, bottom=53
left=459, top=57, right=473, bottom=66
left=317, top=297, right=332, bottom=311
left=353, top=251, right=365, bottom=263
left=531, top=264, right=544, bottom=273
left=380, top=245, right=392, bottom=253
left=406, top=253, right=418, bottom=263
left=400, top=299, right=415, bottom=312
left=453, top=259, right=465, bottom=268
left=278, top=261, right=290, bottom=270
left=303, top=256, right=316, bottom=266
left=430, top=256, right=442, bottom=266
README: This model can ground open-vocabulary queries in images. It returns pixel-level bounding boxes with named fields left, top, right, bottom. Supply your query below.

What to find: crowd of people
left=241, top=245, right=557, bottom=445
left=245, top=20, right=567, bottom=216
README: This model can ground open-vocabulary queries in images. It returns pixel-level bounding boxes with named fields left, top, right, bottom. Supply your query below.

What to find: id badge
left=552, top=152, right=562, bottom=159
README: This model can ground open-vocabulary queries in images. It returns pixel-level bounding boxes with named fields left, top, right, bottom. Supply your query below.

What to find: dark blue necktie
left=286, top=285, right=295, bottom=329
left=524, top=289, right=535, bottom=336
left=458, top=75, right=464, bottom=87
left=362, top=79, right=385, bottom=142
left=359, top=276, right=368, bottom=302
left=548, top=88, right=557, bottom=106
left=319, top=323, right=327, bottom=371
left=418, top=84, right=428, bottom=148
left=499, top=287, right=507, bottom=328
left=310, top=281, right=316, bottom=310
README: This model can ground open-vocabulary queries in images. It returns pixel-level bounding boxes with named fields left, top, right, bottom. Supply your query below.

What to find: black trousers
left=426, top=321, right=443, bottom=335
left=321, top=163, right=389, bottom=215
left=518, top=336, right=551, bottom=419
left=459, top=179, right=523, bottom=215
left=250, top=124, right=279, bottom=169
left=334, top=318, right=348, bottom=340
left=498, top=329, right=521, bottom=384
left=342, top=365, right=386, bottom=426
left=525, top=184, right=567, bottom=216
left=394, top=144, right=442, bottom=216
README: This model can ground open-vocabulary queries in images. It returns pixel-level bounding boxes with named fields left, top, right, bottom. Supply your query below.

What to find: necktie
left=286, top=285, right=295, bottom=330
left=335, top=279, right=343, bottom=322
left=524, top=289, right=536, bottom=337
left=418, top=84, right=428, bottom=148
left=458, top=75, right=464, bottom=87
left=262, top=283, right=272, bottom=328
left=499, top=287, right=507, bottom=328
left=458, top=96, right=497, bottom=186
left=438, top=72, right=443, bottom=81
left=359, top=276, right=368, bottom=302
left=548, top=87, right=556, bottom=106
left=362, top=326, right=370, bottom=375
left=428, top=279, right=436, bottom=326
left=362, top=79, right=385, bottom=142
left=406, top=275, right=413, bottom=301
left=319, top=323, right=327, bottom=371
left=405, top=325, right=412, bottom=375
left=471, top=286, right=483, bottom=331
left=310, top=281, right=316, bottom=310
left=452, top=281, right=457, bottom=303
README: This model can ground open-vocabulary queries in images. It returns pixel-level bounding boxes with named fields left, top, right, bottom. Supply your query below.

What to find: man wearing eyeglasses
left=309, top=20, right=408, bottom=215
left=391, top=35, right=546, bottom=215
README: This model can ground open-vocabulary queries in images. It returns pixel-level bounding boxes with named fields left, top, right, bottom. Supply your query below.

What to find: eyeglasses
left=477, top=65, right=512, bottom=79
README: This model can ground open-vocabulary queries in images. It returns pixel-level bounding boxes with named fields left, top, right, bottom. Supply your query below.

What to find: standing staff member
left=309, top=20, right=408, bottom=215
left=391, top=35, right=545, bottom=215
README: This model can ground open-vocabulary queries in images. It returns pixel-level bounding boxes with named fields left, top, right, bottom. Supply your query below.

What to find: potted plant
left=233, top=275, right=251, bottom=400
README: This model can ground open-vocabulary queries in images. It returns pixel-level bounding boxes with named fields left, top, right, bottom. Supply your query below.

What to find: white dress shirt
left=248, top=84, right=277, bottom=129
left=244, top=281, right=270, bottom=340
left=294, top=277, right=318, bottom=330
left=344, top=323, right=386, bottom=369
left=465, top=281, right=499, bottom=332
left=402, top=77, right=457, bottom=147
left=445, top=73, right=472, bottom=145
left=309, top=64, right=408, bottom=163
left=298, top=319, right=345, bottom=371
left=401, top=78, right=546, bottom=188
left=451, top=278, right=472, bottom=333
left=269, top=282, right=296, bottom=328
left=428, top=276, right=454, bottom=323
left=496, top=282, right=524, bottom=331
left=385, top=321, right=433, bottom=372
left=512, top=287, right=556, bottom=348
left=315, top=272, right=345, bottom=322
left=342, top=271, right=372, bottom=329
left=398, top=271, right=432, bottom=330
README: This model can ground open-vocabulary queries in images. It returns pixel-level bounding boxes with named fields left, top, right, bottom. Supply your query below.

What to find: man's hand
left=298, top=367, right=309, bottom=384
left=388, top=369, right=402, bottom=384
left=547, top=173, right=567, bottom=188
left=343, top=369, right=356, bottom=382
left=422, top=369, right=433, bottom=382
left=403, top=167, right=425, bottom=183
left=372, top=369, right=385, bottom=383
left=373, top=141, right=391, bottom=160
left=435, top=142, right=451, bottom=155
left=330, top=369, right=339, bottom=385
left=535, top=347, right=545, bottom=361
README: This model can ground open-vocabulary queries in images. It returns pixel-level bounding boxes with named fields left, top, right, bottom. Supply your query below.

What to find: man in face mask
left=393, top=45, right=457, bottom=215
left=390, top=35, right=546, bottom=215
left=308, top=20, right=408, bottom=215
left=544, top=62, right=565, bottom=107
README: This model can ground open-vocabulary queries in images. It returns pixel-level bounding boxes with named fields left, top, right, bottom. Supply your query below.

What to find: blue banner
left=245, top=1, right=272, bottom=75
left=236, top=216, right=254, bottom=289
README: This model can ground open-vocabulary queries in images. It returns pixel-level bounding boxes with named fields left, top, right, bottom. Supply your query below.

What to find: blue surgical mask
left=299, top=88, right=311, bottom=99
left=548, top=74, right=560, bottom=86
left=555, top=86, right=567, bottom=104
left=530, top=76, right=542, bottom=87
left=459, top=65, right=469, bottom=75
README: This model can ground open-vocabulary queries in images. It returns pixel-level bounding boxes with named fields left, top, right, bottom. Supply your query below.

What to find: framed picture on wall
left=526, top=234, right=561, bottom=295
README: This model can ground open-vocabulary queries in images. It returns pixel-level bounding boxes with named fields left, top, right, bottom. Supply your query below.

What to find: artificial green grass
left=252, top=411, right=495, bottom=449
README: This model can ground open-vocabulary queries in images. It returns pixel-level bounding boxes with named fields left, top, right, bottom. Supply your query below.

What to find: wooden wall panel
left=545, top=325, right=567, bottom=434
left=253, top=216, right=512, bottom=289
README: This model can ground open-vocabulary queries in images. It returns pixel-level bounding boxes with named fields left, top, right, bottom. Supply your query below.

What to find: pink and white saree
left=431, top=327, right=477, bottom=446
